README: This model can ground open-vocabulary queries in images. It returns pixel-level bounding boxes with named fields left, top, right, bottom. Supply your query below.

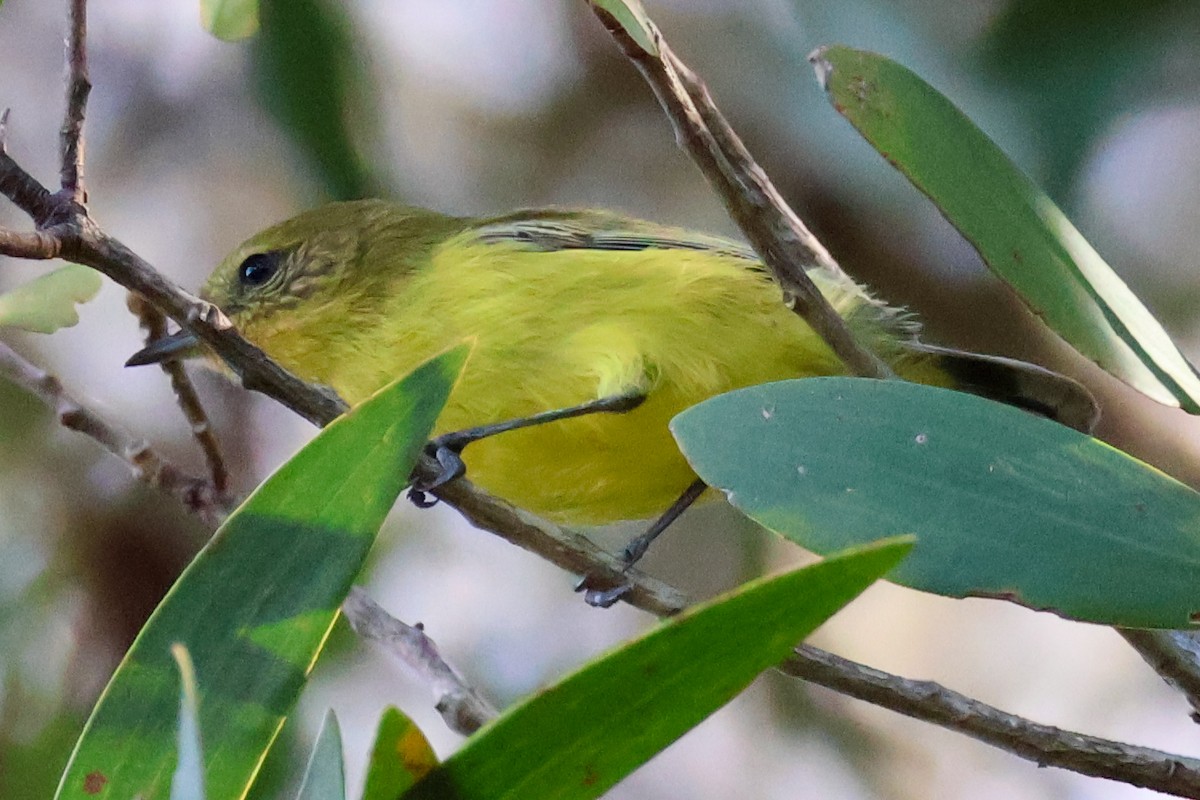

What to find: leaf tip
left=589, top=0, right=660, bottom=57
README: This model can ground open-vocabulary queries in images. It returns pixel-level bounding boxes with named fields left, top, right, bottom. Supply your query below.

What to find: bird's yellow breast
left=246, top=235, right=886, bottom=524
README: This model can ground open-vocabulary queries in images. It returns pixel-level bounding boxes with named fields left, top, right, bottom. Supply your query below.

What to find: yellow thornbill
left=129, top=199, right=1097, bottom=527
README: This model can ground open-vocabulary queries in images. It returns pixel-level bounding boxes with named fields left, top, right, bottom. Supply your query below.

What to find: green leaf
left=811, top=46, right=1200, bottom=413
left=169, top=645, right=205, bottom=800
left=254, top=0, right=377, bottom=200
left=296, top=711, right=345, bottom=800
left=673, top=377, right=1200, bottom=628
left=402, top=538, right=910, bottom=800
left=360, top=707, right=436, bottom=800
left=589, top=0, right=658, bottom=55
left=54, top=346, right=468, bottom=800
left=0, top=264, right=102, bottom=333
left=200, top=0, right=259, bottom=41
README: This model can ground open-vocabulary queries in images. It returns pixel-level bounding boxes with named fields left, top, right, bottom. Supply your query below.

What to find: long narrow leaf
left=811, top=46, right=1200, bottom=412
left=402, top=538, right=911, bottom=800
left=55, top=346, right=466, bottom=800
left=673, top=377, right=1200, bottom=628
left=296, top=711, right=345, bottom=800
left=169, top=645, right=205, bottom=800
left=360, top=707, right=437, bottom=800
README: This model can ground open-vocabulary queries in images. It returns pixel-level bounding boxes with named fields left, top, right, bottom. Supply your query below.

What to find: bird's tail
left=901, top=343, right=1100, bottom=434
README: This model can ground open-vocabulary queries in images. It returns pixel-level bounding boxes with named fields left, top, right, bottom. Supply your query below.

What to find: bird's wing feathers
left=470, top=212, right=760, bottom=262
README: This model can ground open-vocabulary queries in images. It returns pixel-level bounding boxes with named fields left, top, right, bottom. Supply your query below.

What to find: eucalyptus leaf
left=589, top=0, right=658, bottom=55
left=360, top=707, right=437, bottom=800
left=296, top=711, right=345, bottom=800
left=811, top=46, right=1200, bottom=413
left=674, top=378, right=1200, bottom=628
left=402, top=538, right=910, bottom=800
left=54, top=346, right=466, bottom=800
left=169, top=645, right=205, bottom=800
left=254, top=0, right=377, bottom=200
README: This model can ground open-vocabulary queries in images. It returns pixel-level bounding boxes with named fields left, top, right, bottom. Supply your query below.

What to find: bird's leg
left=577, top=477, right=708, bottom=608
left=407, top=391, right=646, bottom=506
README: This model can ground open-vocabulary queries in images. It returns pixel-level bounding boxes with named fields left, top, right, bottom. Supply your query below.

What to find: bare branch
left=59, top=0, right=91, bottom=202
left=588, top=6, right=893, bottom=381
left=783, top=644, right=1200, bottom=797
left=0, top=341, right=234, bottom=524
left=128, top=293, right=230, bottom=494
left=430, top=474, right=688, bottom=618
left=343, top=587, right=498, bottom=736
left=0, top=226, right=66, bottom=259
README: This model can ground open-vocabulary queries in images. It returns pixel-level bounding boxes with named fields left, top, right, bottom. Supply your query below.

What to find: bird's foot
left=575, top=572, right=634, bottom=608
left=406, top=435, right=469, bottom=508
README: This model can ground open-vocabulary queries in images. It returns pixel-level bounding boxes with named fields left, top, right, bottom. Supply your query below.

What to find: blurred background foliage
left=3, top=0, right=1200, bottom=797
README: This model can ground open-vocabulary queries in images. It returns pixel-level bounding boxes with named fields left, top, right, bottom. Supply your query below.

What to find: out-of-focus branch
left=128, top=294, right=229, bottom=495
left=783, top=645, right=1200, bottom=797
left=343, top=587, right=498, bottom=736
left=0, top=341, right=234, bottom=524
left=588, top=4, right=893, bottom=381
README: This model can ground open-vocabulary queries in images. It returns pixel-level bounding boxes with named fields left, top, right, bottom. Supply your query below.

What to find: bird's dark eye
left=238, top=252, right=281, bottom=287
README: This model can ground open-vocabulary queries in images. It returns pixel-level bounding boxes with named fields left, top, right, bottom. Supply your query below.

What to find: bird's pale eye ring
left=238, top=252, right=282, bottom=288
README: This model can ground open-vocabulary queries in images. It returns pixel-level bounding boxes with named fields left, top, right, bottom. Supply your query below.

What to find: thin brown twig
left=588, top=6, right=893, bottom=381
left=783, top=644, right=1200, bottom=796
left=430, top=474, right=689, bottom=618
left=128, top=293, right=230, bottom=494
left=0, top=341, right=234, bottom=524
left=59, top=0, right=90, bottom=203
left=0, top=226, right=65, bottom=259
left=343, top=587, right=498, bottom=736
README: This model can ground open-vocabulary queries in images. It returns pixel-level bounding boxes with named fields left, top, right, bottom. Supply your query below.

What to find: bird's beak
left=125, top=329, right=203, bottom=367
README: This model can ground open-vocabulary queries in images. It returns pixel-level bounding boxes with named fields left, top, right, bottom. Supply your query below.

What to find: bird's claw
left=406, top=439, right=468, bottom=509
left=574, top=573, right=634, bottom=608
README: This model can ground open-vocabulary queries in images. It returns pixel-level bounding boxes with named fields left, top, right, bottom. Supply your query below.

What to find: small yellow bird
left=130, top=199, right=1097, bottom=528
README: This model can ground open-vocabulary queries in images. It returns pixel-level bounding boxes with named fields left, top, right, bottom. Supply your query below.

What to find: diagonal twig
left=342, top=587, right=498, bottom=736
left=588, top=5, right=893, bottom=381
left=0, top=340, right=235, bottom=524
left=784, top=643, right=1200, bottom=796
left=127, top=294, right=230, bottom=495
